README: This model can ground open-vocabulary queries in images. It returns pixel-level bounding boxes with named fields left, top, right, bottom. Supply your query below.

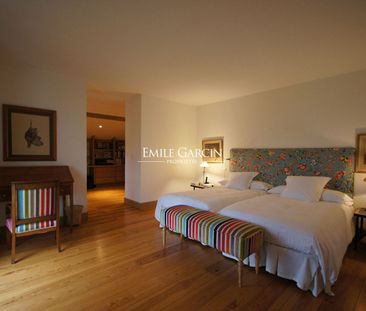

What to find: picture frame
left=356, top=134, right=366, bottom=173
left=2, top=104, right=57, bottom=161
left=202, top=138, right=223, bottom=163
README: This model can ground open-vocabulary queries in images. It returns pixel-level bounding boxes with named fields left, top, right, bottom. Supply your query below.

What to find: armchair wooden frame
left=7, top=180, right=61, bottom=264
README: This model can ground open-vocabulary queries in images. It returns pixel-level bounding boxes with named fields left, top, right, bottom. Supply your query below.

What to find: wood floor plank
left=0, top=186, right=365, bottom=311
left=355, top=280, right=366, bottom=311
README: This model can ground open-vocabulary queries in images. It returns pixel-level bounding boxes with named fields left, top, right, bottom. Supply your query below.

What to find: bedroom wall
left=197, top=70, right=366, bottom=206
left=0, top=65, right=87, bottom=224
left=125, top=94, right=142, bottom=202
left=140, top=95, right=198, bottom=202
left=125, top=95, right=198, bottom=203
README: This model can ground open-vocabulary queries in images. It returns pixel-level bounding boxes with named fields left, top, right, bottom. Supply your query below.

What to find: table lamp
left=200, top=161, right=209, bottom=183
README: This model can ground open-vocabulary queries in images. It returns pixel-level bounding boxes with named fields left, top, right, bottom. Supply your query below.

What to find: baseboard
left=124, top=198, right=157, bottom=208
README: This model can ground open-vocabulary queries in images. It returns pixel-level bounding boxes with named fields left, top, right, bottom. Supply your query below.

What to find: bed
left=220, top=194, right=354, bottom=296
left=155, top=147, right=355, bottom=296
left=155, top=186, right=266, bottom=221
left=220, top=147, right=355, bottom=296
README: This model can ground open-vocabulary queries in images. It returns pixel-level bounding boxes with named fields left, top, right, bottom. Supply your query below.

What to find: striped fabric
left=215, top=219, right=262, bottom=260
left=14, top=188, right=55, bottom=233
left=6, top=218, right=56, bottom=233
left=161, top=206, right=263, bottom=261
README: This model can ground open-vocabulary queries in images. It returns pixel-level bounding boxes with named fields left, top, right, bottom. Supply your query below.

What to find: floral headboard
left=230, top=148, right=355, bottom=195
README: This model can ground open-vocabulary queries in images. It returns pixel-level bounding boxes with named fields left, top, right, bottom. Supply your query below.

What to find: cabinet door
left=94, top=167, right=116, bottom=185
left=115, top=166, right=124, bottom=183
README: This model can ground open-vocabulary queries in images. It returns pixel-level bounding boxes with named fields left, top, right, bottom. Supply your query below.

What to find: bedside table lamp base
left=200, top=161, right=209, bottom=184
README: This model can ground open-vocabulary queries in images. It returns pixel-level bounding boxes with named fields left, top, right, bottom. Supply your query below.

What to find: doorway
left=86, top=90, right=125, bottom=208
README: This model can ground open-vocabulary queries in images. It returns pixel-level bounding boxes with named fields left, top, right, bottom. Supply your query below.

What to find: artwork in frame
left=202, top=138, right=223, bottom=163
left=356, top=134, right=366, bottom=173
left=2, top=104, right=57, bottom=161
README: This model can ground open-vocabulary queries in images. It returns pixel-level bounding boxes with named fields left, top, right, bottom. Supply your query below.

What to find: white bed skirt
left=223, top=242, right=325, bottom=297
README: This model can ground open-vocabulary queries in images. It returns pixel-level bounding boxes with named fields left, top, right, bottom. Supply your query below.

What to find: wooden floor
left=1, top=186, right=366, bottom=311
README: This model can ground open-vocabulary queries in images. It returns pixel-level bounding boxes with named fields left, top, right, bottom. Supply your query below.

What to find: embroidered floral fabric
left=230, top=148, right=355, bottom=195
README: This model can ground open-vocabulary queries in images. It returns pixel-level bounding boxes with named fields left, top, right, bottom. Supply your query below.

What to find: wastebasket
left=65, top=205, right=83, bottom=226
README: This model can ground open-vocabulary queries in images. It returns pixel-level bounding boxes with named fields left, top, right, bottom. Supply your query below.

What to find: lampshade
left=200, top=161, right=209, bottom=168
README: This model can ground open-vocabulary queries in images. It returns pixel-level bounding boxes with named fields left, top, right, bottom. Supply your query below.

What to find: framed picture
left=202, top=138, right=223, bottom=163
left=356, top=134, right=366, bottom=172
left=2, top=104, right=57, bottom=161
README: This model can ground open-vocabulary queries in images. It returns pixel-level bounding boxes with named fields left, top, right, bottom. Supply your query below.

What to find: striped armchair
left=6, top=181, right=61, bottom=263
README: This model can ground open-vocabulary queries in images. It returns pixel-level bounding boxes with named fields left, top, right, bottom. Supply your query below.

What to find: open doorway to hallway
left=86, top=90, right=125, bottom=207
left=87, top=186, right=124, bottom=218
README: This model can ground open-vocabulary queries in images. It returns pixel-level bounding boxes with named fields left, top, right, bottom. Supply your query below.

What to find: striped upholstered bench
left=160, top=205, right=263, bottom=287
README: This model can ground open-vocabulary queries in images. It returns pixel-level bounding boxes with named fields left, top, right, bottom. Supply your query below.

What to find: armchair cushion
left=6, top=218, right=56, bottom=233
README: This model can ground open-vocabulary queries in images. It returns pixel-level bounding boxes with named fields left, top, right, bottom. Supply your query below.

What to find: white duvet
left=154, top=187, right=265, bottom=221
left=219, top=194, right=354, bottom=295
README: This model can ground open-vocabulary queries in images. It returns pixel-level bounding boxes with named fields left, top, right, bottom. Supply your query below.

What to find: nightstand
left=354, top=208, right=366, bottom=250
left=190, top=183, right=214, bottom=190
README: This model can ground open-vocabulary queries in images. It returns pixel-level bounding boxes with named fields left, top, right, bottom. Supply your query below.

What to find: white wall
left=140, top=95, right=198, bottom=202
left=125, top=94, right=142, bottom=202
left=125, top=95, right=198, bottom=203
left=0, top=65, right=87, bottom=221
left=197, top=70, right=366, bottom=206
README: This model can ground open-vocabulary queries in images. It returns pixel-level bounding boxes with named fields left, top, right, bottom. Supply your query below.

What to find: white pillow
left=321, top=189, right=353, bottom=206
left=268, top=185, right=286, bottom=194
left=281, top=176, right=331, bottom=202
left=250, top=181, right=272, bottom=191
left=225, top=172, right=258, bottom=190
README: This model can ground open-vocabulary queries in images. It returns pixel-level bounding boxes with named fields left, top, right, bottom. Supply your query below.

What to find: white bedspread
left=154, top=187, right=265, bottom=221
left=219, top=194, right=354, bottom=295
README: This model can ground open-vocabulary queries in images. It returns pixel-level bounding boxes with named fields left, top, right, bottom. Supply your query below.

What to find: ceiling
left=87, top=90, right=125, bottom=139
left=87, top=117, right=124, bottom=140
left=1, top=0, right=366, bottom=105
left=87, top=90, right=125, bottom=117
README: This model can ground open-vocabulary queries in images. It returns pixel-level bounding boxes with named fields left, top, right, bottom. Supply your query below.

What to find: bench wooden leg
left=162, top=227, right=166, bottom=248
left=255, top=251, right=260, bottom=274
left=238, top=260, right=243, bottom=288
left=180, top=233, right=183, bottom=241
left=255, top=236, right=262, bottom=274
